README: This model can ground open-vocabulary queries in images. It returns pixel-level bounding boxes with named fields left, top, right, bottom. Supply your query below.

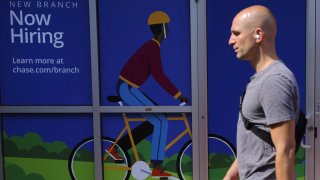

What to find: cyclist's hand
left=178, top=94, right=188, bottom=104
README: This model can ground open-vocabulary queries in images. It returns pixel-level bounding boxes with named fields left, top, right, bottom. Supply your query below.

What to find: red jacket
left=120, top=39, right=181, bottom=98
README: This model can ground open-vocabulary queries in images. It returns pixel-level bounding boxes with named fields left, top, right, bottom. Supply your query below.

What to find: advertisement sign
left=0, top=0, right=92, bottom=105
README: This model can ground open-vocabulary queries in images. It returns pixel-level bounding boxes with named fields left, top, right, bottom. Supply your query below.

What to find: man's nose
left=228, top=36, right=235, bottom=45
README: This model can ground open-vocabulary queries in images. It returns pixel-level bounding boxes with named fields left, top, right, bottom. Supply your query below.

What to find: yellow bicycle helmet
left=148, top=11, right=170, bottom=25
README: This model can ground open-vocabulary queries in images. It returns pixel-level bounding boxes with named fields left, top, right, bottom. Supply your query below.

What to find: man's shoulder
left=261, top=61, right=297, bottom=86
left=270, top=61, right=295, bottom=77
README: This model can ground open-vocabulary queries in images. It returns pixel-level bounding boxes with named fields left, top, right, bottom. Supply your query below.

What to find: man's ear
left=255, top=28, right=263, bottom=42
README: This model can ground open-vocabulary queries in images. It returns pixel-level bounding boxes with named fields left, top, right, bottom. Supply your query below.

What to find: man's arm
left=223, top=158, right=239, bottom=180
left=270, top=120, right=296, bottom=180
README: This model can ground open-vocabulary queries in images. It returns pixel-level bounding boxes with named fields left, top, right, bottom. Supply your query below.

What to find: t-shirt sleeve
left=259, top=74, right=297, bottom=126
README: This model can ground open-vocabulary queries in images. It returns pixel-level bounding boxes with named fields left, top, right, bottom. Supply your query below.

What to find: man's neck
left=251, top=48, right=279, bottom=73
left=252, top=57, right=278, bottom=73
left=252, top=42, right=279, bottom=72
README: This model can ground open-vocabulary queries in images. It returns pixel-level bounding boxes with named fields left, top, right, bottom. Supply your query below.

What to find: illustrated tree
left=5, top=164, right=45, bottom=180
left=164, top=154, right=178, bottom=172
left=16, top=132, right=43, bottom=150
left=3, top=131, right=70, bottom=159
left=209, top=153, right=234, bottom=169
left=3, top=139, right=19, bottom=156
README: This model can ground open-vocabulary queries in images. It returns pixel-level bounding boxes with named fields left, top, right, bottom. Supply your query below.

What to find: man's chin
left=236, top=54, right=244, bottom=60
left=236, top=55, right=249, bottom=61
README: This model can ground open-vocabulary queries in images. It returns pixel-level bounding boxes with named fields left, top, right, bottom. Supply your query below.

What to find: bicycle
left=68, top=96, right=237, bottom=180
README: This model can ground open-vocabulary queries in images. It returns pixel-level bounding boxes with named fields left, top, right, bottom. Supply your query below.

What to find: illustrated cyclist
left=106, top=11, right=188, bottom=178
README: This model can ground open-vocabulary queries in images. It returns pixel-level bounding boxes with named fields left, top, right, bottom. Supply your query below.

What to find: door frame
left=306, top=0, right=317, bottom=179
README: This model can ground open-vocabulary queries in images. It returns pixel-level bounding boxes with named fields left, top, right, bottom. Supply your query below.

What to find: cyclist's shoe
left=151, top=167, right=172, bottom=178
left=105, top=146, right=124, bottom=163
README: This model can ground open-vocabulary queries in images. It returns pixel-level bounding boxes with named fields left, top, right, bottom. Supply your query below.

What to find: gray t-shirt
left=237, top=60, right=300, bottom=180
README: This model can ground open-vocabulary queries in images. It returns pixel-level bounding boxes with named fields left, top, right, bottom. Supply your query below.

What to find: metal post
left=88, top=0, right=103, bottom=179
left=306, top=0, right=316, bottom=179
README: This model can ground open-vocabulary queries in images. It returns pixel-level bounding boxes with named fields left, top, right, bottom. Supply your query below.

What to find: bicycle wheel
left=176, top=134, right=236, bottom=180
left=68, top=137, right=131, bottom=180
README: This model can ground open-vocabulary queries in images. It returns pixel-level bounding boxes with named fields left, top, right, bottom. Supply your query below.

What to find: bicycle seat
left=107, top=96, right=122, bottom=103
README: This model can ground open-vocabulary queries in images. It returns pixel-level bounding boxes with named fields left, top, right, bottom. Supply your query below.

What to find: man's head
left=228, top=5, right=277, bottom=61
left=148, top=11, right=170, bottom=40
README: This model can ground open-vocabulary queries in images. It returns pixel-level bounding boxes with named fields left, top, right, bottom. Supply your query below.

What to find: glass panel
left=0, top=0, right=92, bottom=105
left=98, top=0, right=191, bottom=106
left=102, top=113, right=192, bottom=179
left=2, top=114, right=93, bottom=180
left=207, top=1, right=306, bottom=179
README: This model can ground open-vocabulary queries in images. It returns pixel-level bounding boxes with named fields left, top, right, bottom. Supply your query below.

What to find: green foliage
left=173, top=153, right=235, bottom=175
left=29, top=145, right=49, bottom=158
left=59, top=148, right=72, bottom=159
left=295, top=164, right=305, bottom=179
left=5, top=164, right=45, bottom=180
left=3, top=131, right=70, bottom=160
left=128, top=151, right=146, bottom=162
left=3, top=139, right=19, bottom=156
left=46, top=141, right=68, bottom=153
left=5, top=164, right=25, bottom=180
left=128, top=139, right=151, bottom=161
left=179, top=153, right=192, bottom=173
left=3, top=131, right=8, bottom=139
left=295, top=147, right=305, bottom=178
left=164, top=154, right=178, bottom=171
left=25, top=173, right=45, bottom=180
left=295, top=147, right=305, bottom=164
left=209, top=167, right=229, bottom=180
left=75, top=149, right=94, bottom=161
left=209, top=153, right=234, bottom=169
left=5, top=157, right=72, bottom=180
left=11, top=135, right=22, bottom=147
left=17, top=132, right=43, bottom=150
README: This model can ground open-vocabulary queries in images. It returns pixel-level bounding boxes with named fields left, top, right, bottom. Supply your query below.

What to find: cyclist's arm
left=223, top=158, right=239, bottom=180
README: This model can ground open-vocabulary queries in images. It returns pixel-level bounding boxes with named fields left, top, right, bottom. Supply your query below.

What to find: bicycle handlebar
left=180, top=102, right=187, bottom=106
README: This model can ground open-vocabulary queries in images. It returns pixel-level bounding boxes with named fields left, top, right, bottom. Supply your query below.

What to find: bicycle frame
left=69, top=101, right=237, bottom=180
left=104, top=112, right=192, bottom=164
left=69, top=110, right=237, bottom=180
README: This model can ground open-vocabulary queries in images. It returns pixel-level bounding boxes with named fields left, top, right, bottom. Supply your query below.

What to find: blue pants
left=119, top=82, right=168, bottom=161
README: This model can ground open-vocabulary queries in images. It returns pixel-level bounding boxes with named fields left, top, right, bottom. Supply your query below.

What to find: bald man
left=224, top=5, right=300, bottom=180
